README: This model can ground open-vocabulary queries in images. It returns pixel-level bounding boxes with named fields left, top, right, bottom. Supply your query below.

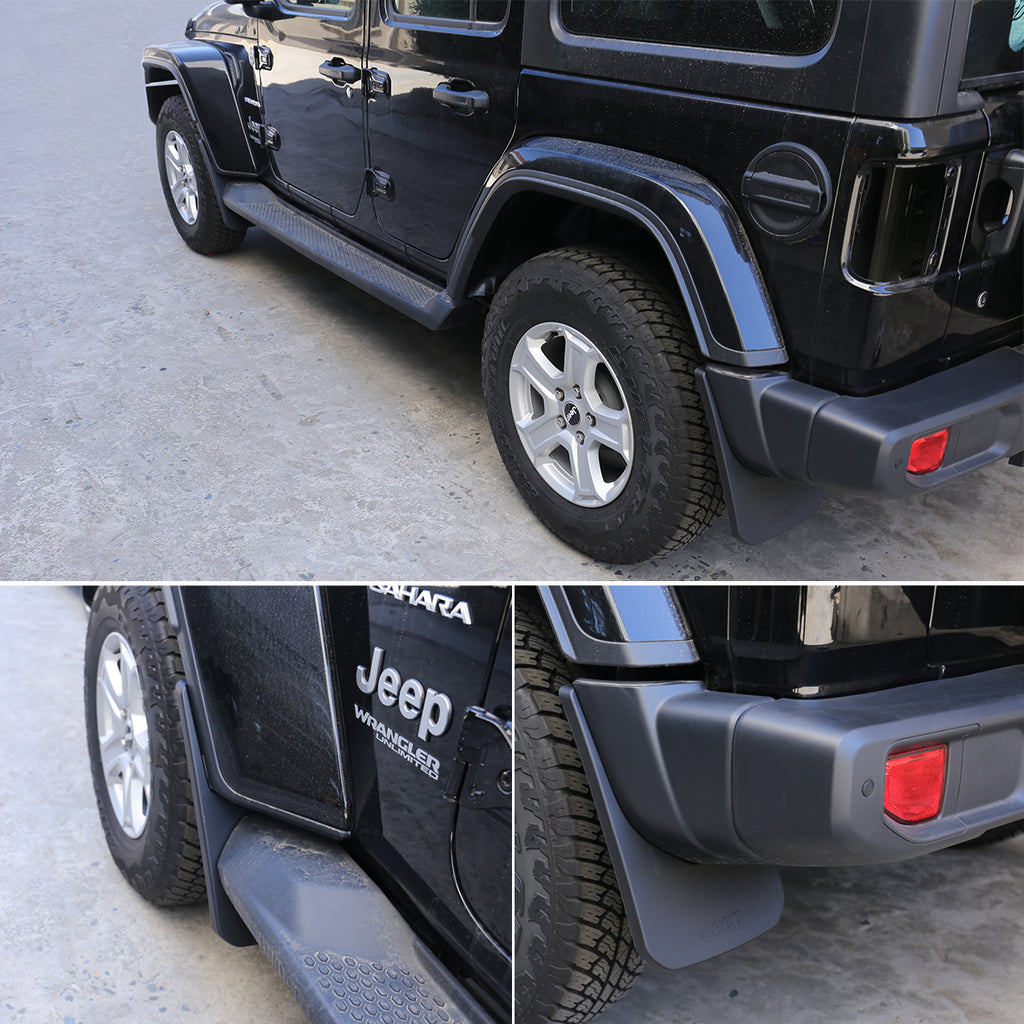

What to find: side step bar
left=221, top=181, right=466, bottom=330
left=218, top=816, right=494, bottom=1024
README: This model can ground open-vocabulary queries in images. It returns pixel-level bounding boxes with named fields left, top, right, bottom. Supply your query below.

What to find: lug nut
left=575, top=431, right=585, bottom=445
left=556, top=416, right=566, bottom=428
left=555, top=388, right=564, bottom=401
left=586, top=413, right=596, bottom=426
left=573, top=385, right=582, bottom=398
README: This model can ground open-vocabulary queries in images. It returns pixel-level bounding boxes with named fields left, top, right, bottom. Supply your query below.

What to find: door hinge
left=365, top=168, right=395, bottom=201
left=366, top=67, right=391, bottom=99
left=443, top=706, right=512, bottom=810
left=246, top=117, right=280, bottom=150
left=251, top=45, right=274, bottom=71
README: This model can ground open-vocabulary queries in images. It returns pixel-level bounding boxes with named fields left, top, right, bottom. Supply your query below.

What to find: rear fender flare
left=452, top=138, right=788, bottom=368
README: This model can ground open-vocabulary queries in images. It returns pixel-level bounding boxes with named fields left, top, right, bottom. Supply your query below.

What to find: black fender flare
left=143, top=41, right=259, bottom=178
left=451, top=137, right=788, bottom=368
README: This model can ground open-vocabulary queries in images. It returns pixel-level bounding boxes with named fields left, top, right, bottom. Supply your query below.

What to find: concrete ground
left=598, top=842, right=1024, bottom=1024
left=1, top=587, right=306, bottom=1024
left=0, top=2, right=1021, bottom=581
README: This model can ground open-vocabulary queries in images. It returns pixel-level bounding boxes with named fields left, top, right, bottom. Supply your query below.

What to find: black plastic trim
left=218, top=817, right=495, bottom=1024
left=451, top=137, right=788, bottom=367
left=222, top=182, right=471, bottom=329
left=538, top=586, right=700, bottom=668
left=175, top=682, right=255, bottom=947
left=167, top=587, right=353, bottom=842
left=142, top=44, right=258, bottom=176
left=560, top=684, right=784, bottom=970
left=703, top=346, right=1024, bottom=498
left=572, top=667, right=1024, bottom=869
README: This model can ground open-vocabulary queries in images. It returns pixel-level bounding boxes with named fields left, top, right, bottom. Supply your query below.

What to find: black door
left=365, top=0, right=521, bottom=258
left=256, top=1, right=367, bottom=217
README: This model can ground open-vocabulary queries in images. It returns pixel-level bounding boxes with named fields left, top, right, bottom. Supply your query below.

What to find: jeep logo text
left=356, top=646, right=453, bottom=742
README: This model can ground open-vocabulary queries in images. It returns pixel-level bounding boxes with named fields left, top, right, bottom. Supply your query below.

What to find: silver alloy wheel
left=163, top=130, right=199, bottom=225
left=508, top=321, right=634, bottom=506
left=95, top=632, right=151, bottom=839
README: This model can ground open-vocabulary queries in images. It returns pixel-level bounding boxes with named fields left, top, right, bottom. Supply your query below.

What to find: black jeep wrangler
left=84, top=585, right=512, bottom=1024
left=515, top=585, right=1024, bottom=1023
left=144, top=1, right=1023, bottom=562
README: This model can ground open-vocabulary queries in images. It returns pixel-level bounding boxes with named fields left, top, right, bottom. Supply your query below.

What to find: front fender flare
left=452, top=138, right=787, bottom=367
left=143, top=41, right=258, bottom=177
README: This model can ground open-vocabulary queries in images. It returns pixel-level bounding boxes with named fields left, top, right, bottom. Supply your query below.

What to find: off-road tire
left=515, top=596, right=643, bottom=1024
left=84, top=586, right=206, bottom=906
left=156, top=95, right=247, bottom=255
left=483, top=247, right=723, bottom=563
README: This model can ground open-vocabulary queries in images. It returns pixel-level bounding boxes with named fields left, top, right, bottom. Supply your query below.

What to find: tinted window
left=962, top=0, right=1024, bottom=84
left=392, top=0, right=507, bottom=21
left=559, top=0, right=838, bottom=56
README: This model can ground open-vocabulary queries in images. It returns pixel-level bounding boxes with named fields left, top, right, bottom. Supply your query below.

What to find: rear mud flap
left=561, top=685, right=784, bottom=970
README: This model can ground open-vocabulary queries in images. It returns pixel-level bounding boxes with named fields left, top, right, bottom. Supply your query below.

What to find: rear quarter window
left=559, top=0, right=838, bottom=55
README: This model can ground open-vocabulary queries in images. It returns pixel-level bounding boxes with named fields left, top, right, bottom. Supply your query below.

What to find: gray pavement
left=599, top=842, right=1024, bottom=1024
left=1, top=1, right=1022, bottom=581
left=6, top=587, right=1024, bottom=1024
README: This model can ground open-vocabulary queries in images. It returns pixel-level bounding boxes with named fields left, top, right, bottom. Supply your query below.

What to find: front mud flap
left=560, top=685, right=784, bottom=970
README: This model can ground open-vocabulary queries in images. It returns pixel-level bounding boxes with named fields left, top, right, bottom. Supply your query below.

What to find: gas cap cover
left=741, top=143, right=832, bottom=243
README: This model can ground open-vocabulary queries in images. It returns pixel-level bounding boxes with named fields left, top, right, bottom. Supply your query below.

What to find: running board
left=218, top=816, right=494, bottom=1024
left=221, top=182, right=464, bottom=330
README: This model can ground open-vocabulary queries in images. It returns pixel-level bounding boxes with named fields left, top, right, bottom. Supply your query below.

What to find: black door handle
left=319, top=59, right=360, bottom=86
left=433, top=82, right=489, bottom=114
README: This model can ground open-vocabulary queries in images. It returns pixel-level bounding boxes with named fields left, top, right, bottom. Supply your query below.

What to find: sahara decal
left=356, top=646, right=453, bottom=741
left=370, top=584, right=473, bottom=626
left=352, top=704, right=443, bottom=780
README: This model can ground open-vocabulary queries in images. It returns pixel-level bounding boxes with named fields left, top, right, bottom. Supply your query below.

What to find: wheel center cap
left=564, top=402, right=581, bottom=427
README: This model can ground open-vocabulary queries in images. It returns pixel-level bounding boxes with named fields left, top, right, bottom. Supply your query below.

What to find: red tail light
left=908, top=429, right=949, bottom=474
left=884, top=745, right=947, bottom=823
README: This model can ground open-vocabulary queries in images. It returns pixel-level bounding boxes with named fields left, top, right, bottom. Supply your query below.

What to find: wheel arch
left=452, top=138, right=789, bottom=369
left=143, top=42, right=258, bottom=177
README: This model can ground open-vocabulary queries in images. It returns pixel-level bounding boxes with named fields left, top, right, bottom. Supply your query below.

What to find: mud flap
left=175, top=682, right=255, bottom=947
left=217, top=817, right=494, bottom=1024
left=560, top=685, right=784, bottom=970
left=696, top=366, right=822, bottom=544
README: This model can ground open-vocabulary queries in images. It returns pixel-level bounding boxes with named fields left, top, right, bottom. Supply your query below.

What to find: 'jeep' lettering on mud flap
left=356, top=645, right=453, bottom=741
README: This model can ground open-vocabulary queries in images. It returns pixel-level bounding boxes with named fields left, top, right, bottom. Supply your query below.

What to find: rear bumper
left=569, top=667, right=1024, bottom=867
left=703, top=345, right=1024, bottom=497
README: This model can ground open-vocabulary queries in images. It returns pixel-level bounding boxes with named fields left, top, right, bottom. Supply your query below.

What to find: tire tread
left=515, top=597, right=642, bottom=1024
left=484, top=246, right=723, bottom=562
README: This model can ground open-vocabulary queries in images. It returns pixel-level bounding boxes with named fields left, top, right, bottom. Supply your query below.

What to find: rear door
left=364, top=0, right=521, bottom=259
left=322, top=584, right=512, bottom=1013
left=255, top=0, right=366, bottom=217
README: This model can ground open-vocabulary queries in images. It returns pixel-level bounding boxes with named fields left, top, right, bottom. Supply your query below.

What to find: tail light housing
left=844, top=161, right=959, bottom=288
left=884, top=744, right=948, bottom=824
